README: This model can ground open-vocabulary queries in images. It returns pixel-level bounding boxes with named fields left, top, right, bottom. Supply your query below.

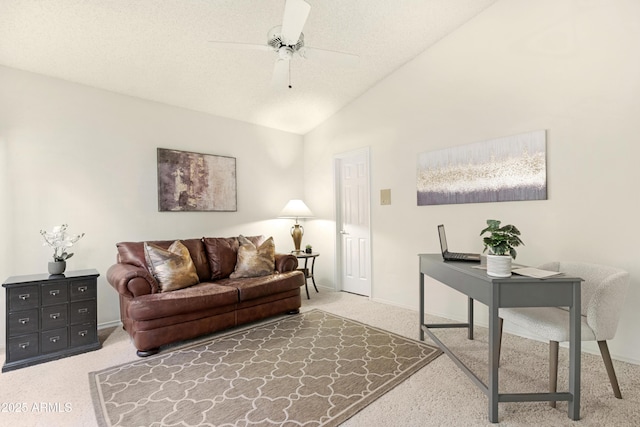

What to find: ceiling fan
left=209, top=0, right=359, bottom=88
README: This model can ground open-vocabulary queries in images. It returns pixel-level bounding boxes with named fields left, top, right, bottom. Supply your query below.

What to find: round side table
left=293, top=252, right=319, bottom=299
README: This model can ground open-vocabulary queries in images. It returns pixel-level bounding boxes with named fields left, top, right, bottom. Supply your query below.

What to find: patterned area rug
left=90, top=310, right=441, bottom=427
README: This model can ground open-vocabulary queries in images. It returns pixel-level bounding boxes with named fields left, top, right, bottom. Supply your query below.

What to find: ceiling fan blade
left=271, top=58, right=290, bottom=88
left=280, top=0, right=311, bottom=45
left=209, top=41, right=272, bottom=52
left=301, top=47, right=360, bottom=67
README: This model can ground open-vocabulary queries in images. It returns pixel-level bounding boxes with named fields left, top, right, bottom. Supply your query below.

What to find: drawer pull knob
left=50, top=313, right=60, bottom=320
left=49, top=290, right=60, bottom=296
left=19, top=342, right=30, bottom=349
left=78, top=286, right=87, bottom=293
left=18, top=317, right=30, bottom=325
left=78, top=330, right=88, bottom=337
left=78, top=308, right=89, bottom=314
left=19, top=294, right=30, bottom=300
left=50, top=336, right=60, bottom=343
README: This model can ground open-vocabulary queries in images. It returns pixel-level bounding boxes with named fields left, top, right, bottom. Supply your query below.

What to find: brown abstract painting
left=157, top=148, right=237, bottom=212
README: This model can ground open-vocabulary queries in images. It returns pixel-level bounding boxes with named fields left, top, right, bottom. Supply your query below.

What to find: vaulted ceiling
left=0, top=0, right=497, bottom=134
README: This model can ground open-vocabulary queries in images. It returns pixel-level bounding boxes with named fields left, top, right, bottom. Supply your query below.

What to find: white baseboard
left=98, top=320, right=122, bottom=330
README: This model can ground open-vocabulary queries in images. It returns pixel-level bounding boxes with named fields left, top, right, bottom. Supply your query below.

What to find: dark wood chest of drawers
left=2, top=269, right=101, bottom=372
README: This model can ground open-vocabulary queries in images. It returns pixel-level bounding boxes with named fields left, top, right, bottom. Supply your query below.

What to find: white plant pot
left=486, top=254, right=512, bottom=277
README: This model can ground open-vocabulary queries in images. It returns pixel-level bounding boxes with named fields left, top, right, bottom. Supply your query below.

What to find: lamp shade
left=278, top=199, right=314, bottom=219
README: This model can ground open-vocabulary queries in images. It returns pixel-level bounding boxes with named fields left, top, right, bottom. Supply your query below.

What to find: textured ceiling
left=0, top=0, right=497, bottom=134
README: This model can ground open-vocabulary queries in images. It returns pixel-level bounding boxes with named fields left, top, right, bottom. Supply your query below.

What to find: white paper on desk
left=512, top=267, right=563, bottom=278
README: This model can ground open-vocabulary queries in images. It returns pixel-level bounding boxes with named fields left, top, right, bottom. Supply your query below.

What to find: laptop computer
left=438, top=224, right=481, bottom=262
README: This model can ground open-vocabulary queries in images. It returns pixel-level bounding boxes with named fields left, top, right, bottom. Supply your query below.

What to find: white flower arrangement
left=40, top=224, right=85, bottom=262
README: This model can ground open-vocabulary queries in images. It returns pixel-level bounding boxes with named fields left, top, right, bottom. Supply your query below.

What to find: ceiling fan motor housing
left=268, top=25, right=304, bottom=53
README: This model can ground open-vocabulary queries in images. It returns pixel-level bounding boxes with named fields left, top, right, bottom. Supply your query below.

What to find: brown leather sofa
left=106, top=235, right=304, bottom=356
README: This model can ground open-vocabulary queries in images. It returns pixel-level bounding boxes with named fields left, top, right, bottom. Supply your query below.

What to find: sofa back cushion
left=116, top=238, right=211, bottom=282
left=203, top=237, right=238, bottom=280
left=203, top=235, right=266, bottom=280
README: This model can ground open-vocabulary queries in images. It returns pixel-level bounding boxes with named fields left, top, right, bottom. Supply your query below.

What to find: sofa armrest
left=107, top=263, right=158, bottom=298
left=275, top=253, right=298, bottom=272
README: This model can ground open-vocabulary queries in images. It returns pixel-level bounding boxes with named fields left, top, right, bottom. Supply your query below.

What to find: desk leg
left=488, top=285, right=500, bottom=423
left=568, top=281, right=581, bottom=420
left=419, top=273, right=425, bottom=341
left=468, top=297, right=474, bottom=340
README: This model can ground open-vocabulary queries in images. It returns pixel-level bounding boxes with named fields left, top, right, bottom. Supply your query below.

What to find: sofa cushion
left=144, top=241, right=200, bottom=292
left=116, top=238, right=211, bottom=283
left=127, top=281, right=239, bottom=321
left=116, top=241, right=149, bottom=269
left=218, top=270, right=304, bottom=301
left=181, top=239, right=212, bottom=283
left=203, top=237, right=239, bottom=280
left=230, top=236, right=275, bottom=278
left=203, top=235, right=267, bottom=280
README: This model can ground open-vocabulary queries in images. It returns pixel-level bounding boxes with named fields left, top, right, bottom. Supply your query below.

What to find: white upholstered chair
left=498, top=261, right=630, bottom=407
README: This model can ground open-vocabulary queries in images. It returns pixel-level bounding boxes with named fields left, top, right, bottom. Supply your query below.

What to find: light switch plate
left=380, top=189, right=391, bottom=205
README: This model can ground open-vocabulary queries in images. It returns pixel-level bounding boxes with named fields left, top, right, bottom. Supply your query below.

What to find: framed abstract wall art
left=417, top=130, right=547, bottom=206
left=157, top=148, right=237, bottom=212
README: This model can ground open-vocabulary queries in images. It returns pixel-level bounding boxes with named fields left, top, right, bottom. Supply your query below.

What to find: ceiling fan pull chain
left=288, top=60, right=292, bottom=89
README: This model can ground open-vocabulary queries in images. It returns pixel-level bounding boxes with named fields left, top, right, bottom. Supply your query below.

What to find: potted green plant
left=305, top=244, right=313, bottom=254
left=480, top=219, right=524, bottom=277
left=40, top=224, right=85, bottom=275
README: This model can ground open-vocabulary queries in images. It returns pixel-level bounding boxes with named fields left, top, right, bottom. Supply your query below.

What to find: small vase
left=486, top=255, right=511, bottom=277
left=48, top=261, right=66, bottom=275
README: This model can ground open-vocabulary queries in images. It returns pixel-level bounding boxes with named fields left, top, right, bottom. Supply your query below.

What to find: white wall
left=2, top=0, right=638, bottom=364
left=0, top=66, right=304, bottom=347
left=304, top=0, right=640, bottom=363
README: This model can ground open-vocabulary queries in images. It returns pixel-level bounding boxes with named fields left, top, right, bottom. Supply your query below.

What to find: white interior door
left=335, top=148, right=371, bottom=296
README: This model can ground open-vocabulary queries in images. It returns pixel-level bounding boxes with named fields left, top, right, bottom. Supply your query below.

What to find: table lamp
left=278, top=199, right=314, bottom=252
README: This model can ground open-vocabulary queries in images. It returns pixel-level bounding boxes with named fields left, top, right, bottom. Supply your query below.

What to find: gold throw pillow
left=230, top=235, right=275, bottom=278
left=144, top=240, right=200, bottom=292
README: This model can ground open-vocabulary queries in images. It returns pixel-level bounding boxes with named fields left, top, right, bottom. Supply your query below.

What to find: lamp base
left=291, top=224, right=304, bottom=252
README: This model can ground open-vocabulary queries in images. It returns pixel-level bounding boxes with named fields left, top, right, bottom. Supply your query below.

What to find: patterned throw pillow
left=229, top=235, right=276, bottom=278
left=144, top=240, right=200, bottom=292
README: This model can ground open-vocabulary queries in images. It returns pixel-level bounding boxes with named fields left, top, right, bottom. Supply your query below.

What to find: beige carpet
left=89, top=310, right=441, bottom=427
left=1, top=290, right=640, bottom=426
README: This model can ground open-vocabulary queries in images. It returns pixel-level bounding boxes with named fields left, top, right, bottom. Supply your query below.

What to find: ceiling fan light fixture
left=278, top=47, right=293, bottom=60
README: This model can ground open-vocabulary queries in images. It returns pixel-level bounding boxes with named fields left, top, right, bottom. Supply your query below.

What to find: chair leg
left=497, top=317, right=504, bottom=367
left=598, top=340, right=622, bottom=399
left=549, top=340, right=559, bottom=408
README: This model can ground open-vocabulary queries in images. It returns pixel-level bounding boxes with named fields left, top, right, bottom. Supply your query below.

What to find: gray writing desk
left=418, top=254, right=583, bottom=423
